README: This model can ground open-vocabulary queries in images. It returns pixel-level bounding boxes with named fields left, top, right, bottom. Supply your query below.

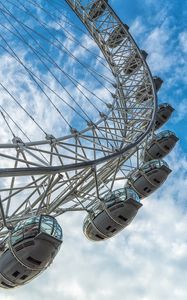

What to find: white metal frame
left=0, top=0, right=157, bottom=236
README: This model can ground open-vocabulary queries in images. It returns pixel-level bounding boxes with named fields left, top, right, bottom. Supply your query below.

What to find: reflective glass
left=40, top=215, right=54, bottom=235
left=159, top=103, right=170, bottom=108
left=10, top=216, right=63, bottom=245
left=10, top=217, right=39, bottom=245
left=103, top=187, right=140, bottom=205
left=142, top=159, right=168, bottom=170
left=11, top=229, right=24, bottom=245
left=126, top=188, right=140, bottom=202
left=24, top=216, right=40, bottom=226
left=13, top=220, right=25, bottom=232
left=157, top=130, right=175, bottom=140
left=39, top=216, right=63, bottom=240
left=24, top=223, right=39, bottom=239
left=52, top=221, right=63, bottom=240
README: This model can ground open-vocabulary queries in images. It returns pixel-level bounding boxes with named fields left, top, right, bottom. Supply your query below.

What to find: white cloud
left=143, top=24, right=175, bottom=73
left=0, top=1, right=186, bottom=299
left=130, top=17, right=146, bottom=38
left=179, top=32, right=187, bottom=54
left=172, top=99, right=187, bottom=123
left=0, top=146, right=186, bottom=300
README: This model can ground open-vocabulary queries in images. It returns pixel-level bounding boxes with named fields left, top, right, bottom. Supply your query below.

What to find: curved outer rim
left=0, top=0, right=157, bottom=176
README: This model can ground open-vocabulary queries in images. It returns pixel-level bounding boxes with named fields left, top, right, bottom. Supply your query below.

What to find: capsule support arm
left=0, top=196, right=13, bottom=231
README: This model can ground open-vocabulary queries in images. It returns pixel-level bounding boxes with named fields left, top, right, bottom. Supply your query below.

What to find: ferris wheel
left=0, top=0, right=178, bottom=288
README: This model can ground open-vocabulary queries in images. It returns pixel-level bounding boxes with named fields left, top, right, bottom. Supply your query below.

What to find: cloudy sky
left=0, top=0, right=187, bottom=299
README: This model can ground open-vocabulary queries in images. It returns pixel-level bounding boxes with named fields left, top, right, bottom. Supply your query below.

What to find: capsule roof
left=103, top=187, right=140, bottom=203
left=141, top=159, right=169, bottom=170
left=10, top=215, right=63, bottom=247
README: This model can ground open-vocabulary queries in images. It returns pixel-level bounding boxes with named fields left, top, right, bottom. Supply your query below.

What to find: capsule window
left=106, top=226, right=112, bottom=231
left=40, top=216, right=54, bottom=236
left=24, top=241, right=35, bottom=247
left=118, top=215, right=128, bottom=222
left=164, top=145, right=170, bottom=150
left=15, top=240, right=34, bottom=252
left=15, top=244, right=23, bottom=252
left=146, top=170, right=158, bottom=175
left=1, top=282, right=13, bottom=288
left=154, top=178, right=160, bottom=184
left=95, top=234, right=104, bottom=240
left=27, top=256, right=41, bottom=266
left=20, top=275, right=28, bottom=280
left=110, top=203, right=124, bottom=211
left=12, top=271, right=20, bottom=278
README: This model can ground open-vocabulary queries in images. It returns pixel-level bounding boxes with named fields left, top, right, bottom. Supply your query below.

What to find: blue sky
left=0, top=0, right=187, bottom=299
left=111, top=0, right=187, bottom=151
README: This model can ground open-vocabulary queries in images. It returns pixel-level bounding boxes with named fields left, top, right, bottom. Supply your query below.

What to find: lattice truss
left=0, top=0, right=157, bottom=235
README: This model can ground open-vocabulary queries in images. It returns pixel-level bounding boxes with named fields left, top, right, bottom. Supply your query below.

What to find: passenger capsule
left=155, top=103, right=174, bottom=130
left=124, top=50, right=148, bottom=75
left=83, top=188, right=142, bottom=241
left=136, top=76, right=163, bottom=102
left=106, top=24, right=129, bottom=49
left=0, top=215, right=62, bottom=289
left=154, top=76, right=163, bottom=92
left=143, top=130, right=179, bottom=162
left=127, top=160, right=172, bottom=198
left=88, top=0, right=108, bottom=20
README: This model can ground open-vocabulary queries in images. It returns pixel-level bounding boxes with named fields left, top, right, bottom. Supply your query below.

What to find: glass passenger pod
left=88, top=0, right=108, bottom=20
left=127, top=159, right=172, bottom=198
left=153, top=76, right=163, bottom=92
left=143, top=130, right=179, bottom=162
left=123, top=50, right=148, bottom=75
left=9, top=215, right=62, bottom=271
left=83, top=188, right=142, bottom=241
left=155, top=103, right=174, bottom=130
left=0, top=215, right=63, bottom=289
left=136, top=77, right=163, bottom=103
left=106, top=24, right=129, bottom=49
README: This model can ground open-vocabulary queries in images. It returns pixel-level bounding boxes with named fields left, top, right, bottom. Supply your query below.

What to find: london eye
left=0, top=0, right=178, bottom=288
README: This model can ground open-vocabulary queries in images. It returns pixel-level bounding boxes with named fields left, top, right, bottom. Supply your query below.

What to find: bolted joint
left=87, top=121, right=96, bottom=128
left=45, top=134, right=56, bottom=144
left=12, top=136, right=24, bottom=145
left=111, top=93, right=118, bottom=99
left=99, top=112, right=107, bottom=119
left=70, top=128, right=79, bottom=136
left=106, top=103, right=113, bottom=109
